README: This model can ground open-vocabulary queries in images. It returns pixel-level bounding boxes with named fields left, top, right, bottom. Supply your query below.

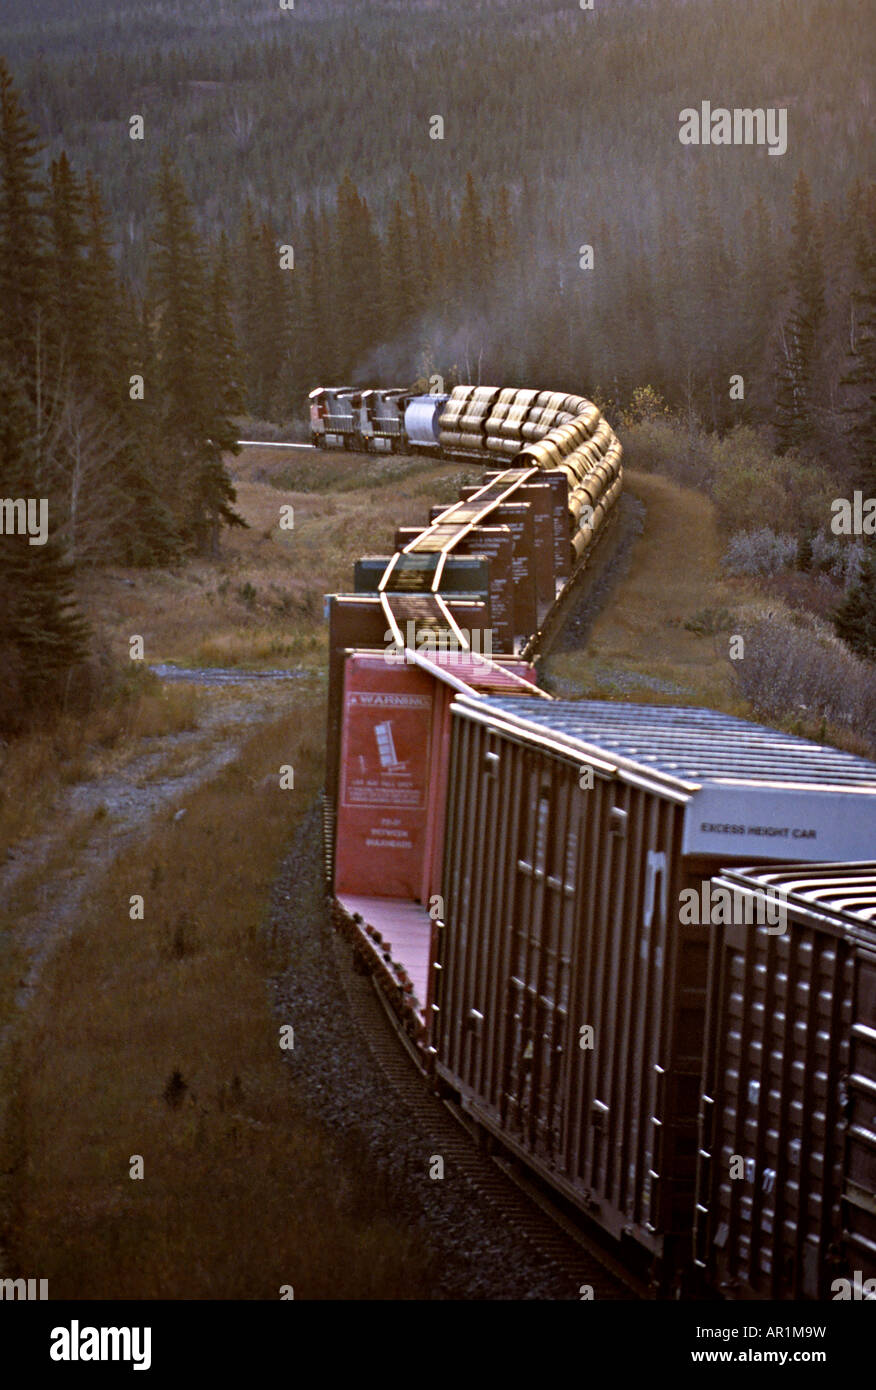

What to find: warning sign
left=335, top=659, right=435, bottom=897
left=342, top=689, right=432, bottom=809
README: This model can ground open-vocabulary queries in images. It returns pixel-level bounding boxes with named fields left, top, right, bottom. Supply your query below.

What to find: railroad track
left=329, top=920, right=646, bottom=1301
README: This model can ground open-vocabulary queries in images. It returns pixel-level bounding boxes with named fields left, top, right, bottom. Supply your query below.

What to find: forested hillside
left=1, top=0, right=874, bottom=430
left=1, top=0, right=874, bottom=727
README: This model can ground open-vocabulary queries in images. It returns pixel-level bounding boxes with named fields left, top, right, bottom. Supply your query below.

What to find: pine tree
left=150, top=151, right=244, bottom=552
left=44, top=153, right=89, bottom=381
left=0, top=530, right=90, bottom=732
left=200, top=231, right=245, bottom=554
left=458, top=171, right=487, bottom=305
left=841, top=181, right=876, bottom=493
left=383, top=199, right=414, bottom=343
left=834, top=550, right=876, bottom=660
left=80, top=172, right=124, bottom=408
left=774, top=171, right=826, bottom=453
left=296, top=203, right=331, bottom=388
left=406, top=171, right=436, bottom=315
left=0, top=57, right=45, bottom=387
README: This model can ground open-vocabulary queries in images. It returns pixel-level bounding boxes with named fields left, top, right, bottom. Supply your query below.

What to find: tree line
left=0, top=60, right=242, bottom=729
left=1, top=32, right=874, bottom=727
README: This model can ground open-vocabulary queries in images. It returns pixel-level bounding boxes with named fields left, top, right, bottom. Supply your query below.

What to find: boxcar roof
left=458, top=697, right=876, bottom=863
left=479, top=698, right=876, bottom=789
left=717, top=862, right=876, bottom=930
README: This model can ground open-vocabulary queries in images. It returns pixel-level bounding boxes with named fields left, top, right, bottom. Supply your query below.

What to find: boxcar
left=430, top=696, right=876, bottom=1287
left=695, top=862, right=876, bottom=1299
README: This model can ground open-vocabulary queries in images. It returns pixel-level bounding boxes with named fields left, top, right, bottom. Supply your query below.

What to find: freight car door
left=501, top=756, right=578, bottom=1162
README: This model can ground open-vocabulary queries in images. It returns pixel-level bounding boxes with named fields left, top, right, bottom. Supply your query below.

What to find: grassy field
left=76, top=445, right=481, bottom=673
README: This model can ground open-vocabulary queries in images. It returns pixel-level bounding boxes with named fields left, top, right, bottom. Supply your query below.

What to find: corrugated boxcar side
left=845, top=936, right=876, bottom=1279
left=432, top=703, right=712, bottom=1266
left=695, top=886, right=857, bottom=1298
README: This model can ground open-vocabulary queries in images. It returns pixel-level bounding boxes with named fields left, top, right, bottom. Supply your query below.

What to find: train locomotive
left=319, top=380, right=876, bottom=1299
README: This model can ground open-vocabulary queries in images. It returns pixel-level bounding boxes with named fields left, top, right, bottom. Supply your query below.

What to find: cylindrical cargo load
left=536, top=390, right=567, bottom=411
left=485, top=436, right=521, bottom=455
left=456, top=396, right=495, bottom=426
left=569, top=468, right=621, bottom=542
left=520, top=422, right=550, bottom=442
left=495, top=409, right=531, bottom=440
left=470, top=385, right=501, bottom=402
left=570, top=523, right=593, bottom=560
left=576, top=402, right=602, bottom=435
left=588, top=419, right=614, bottom=454
left=548, top=419, right=590, bottom=453
left=439, top=400, right=471, bottom=429
left=517, top=437, right=565, bottom=470
left=520, top=404, right=562, bottom=440
left=485, top=401, right=513, bottom=426
left=603, top=440, right=623, bottom=470
left=567, top=444, right=601, bottom=475
left=557, top=461, right=584, bottom=490
left=438, top=430, right=469, bottom=448
left=404, top=394, right=448, bottom=448
left=569, top=477, right=608, bottom=521
left=511, top=387, right=540, bottom=411
left=438, top=385, right=476, bottom=430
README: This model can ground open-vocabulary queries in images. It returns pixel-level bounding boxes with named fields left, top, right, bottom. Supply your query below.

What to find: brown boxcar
left=695, top=862, right=876, bottom=1299
left=430, top=696, right=876, bottom=1285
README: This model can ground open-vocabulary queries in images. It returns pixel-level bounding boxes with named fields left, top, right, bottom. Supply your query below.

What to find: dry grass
left=2, top=700, right=435, bottom=1299
left=76, top=447, right=468, bottom=676
left=545, top=471, right=747, bottom=709
left=0, top=676, right=202, bottom=855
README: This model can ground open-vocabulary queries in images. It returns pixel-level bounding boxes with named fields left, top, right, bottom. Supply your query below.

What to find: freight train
left=320, top=380, right=876, bottom=1299
left=308, top=383, right=606, bottom=460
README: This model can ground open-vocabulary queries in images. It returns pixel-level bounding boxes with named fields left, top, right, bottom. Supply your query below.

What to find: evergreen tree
left=0, top=530, right=90, bottom=732
left=383, top=199, right=415, bottom=343
left=834, top=549, right=876, bottom=660
left=0, top=57, right=45, bottom=388
left=45, top=153, right=89, bottom=381
left=149, top=151, right=244, bottom=552
left=774, top=171, right=826, bottom=452
left=841, top=182, right=876, bottom=493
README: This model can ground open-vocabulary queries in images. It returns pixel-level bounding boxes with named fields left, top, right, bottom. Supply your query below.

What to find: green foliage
left=834, top=551, right=876, bottom=660
left=683, top=607, right=736, bottom=637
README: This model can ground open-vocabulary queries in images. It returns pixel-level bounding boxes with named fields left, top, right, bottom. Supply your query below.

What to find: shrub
left=809, top=534, right=867, bottom=588
left=728, top=610, right=876, bottom=748
left=616, top=416, right=711, bottom=490
left=709, top=428, right=837, bottom=536
left=722, top=528, right=798, bottom=576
